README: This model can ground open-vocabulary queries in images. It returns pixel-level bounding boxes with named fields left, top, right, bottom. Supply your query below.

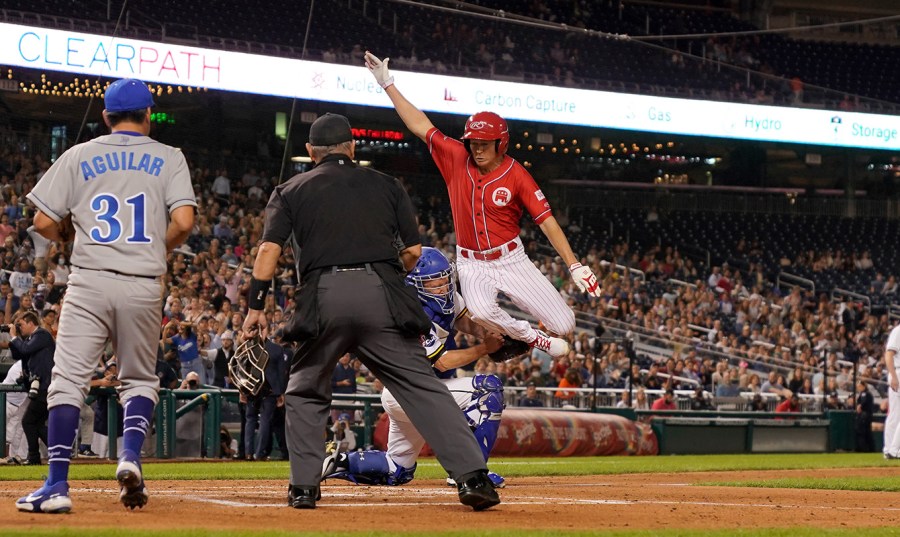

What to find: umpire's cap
left=105, top=79, right=155, bottom=112
left=309, top=113, right=352, bottom=145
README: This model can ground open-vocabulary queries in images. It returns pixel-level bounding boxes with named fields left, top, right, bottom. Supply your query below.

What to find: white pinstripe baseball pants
left=456, top=238, right=575, bottom=341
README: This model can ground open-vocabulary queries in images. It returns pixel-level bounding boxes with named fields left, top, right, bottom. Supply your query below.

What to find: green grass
left=2, top=454, right=897, bottom=536
left=7, top=529, right=900, bottom=537
left=0, top=453, right=889, bottom=482
left=698, top=476, right=900, bottom=492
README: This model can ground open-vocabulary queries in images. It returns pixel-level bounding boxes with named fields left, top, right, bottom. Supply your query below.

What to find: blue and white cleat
left=15, top=481, right=72, bottom=513
left=116, top=449, right=149, bottom=510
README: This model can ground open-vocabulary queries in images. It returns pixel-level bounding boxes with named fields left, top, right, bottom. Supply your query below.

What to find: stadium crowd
left=3, top=145, right=893, bottom=385
left=0, top=143, right=890, bottom=460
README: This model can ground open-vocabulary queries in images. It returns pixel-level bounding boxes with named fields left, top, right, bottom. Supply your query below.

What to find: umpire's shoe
left=287, top=485, right=321, bottom=509
left=456, top=470, right=501, bottom=511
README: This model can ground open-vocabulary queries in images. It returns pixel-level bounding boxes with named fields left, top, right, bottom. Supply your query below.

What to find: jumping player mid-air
left=16, top=79, right=196, bottom=513
left=364, top=51, right=601, bottom=359
left=322, top=247, right=509, bottom=487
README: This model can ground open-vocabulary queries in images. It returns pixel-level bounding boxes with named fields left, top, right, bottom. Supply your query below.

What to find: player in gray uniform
left=16, top=78, right=196, bottom=514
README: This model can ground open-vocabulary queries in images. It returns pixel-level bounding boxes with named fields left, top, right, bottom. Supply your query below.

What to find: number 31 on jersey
left=90, top=192, right=151, bottom=244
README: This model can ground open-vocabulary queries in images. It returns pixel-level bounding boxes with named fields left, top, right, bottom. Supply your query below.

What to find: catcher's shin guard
left=469, top=374, right=504, bottom=460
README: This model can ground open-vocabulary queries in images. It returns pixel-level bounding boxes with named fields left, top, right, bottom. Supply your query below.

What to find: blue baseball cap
left=104, top=78, right=155, bottom=112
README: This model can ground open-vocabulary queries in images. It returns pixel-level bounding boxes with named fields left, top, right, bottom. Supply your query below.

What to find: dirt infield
left=2, top=468, right=899, bottom=532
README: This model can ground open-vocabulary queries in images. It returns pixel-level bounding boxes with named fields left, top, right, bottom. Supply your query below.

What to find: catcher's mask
left=228, top=334, right=269, bottom=395
left=406, top=247, right=455, bottom=315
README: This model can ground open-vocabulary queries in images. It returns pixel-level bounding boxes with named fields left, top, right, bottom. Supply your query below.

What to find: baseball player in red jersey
left=365, top=52, right=601, bottom=358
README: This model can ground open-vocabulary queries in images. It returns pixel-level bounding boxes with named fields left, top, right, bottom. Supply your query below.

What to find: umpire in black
left=243, top=113, right=499, bottom=511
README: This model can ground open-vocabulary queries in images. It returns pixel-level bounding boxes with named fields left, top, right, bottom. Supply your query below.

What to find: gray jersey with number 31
left=26, top=132, right=197, bottom=277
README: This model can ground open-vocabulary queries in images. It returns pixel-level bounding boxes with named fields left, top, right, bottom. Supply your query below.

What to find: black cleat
left=116, top=450, right=149, bottom=510
left=456, top=470, right=501, bottom=511
left=287, top=485, right=320, bottom=509
left=118, top=479, right=149, bottom=510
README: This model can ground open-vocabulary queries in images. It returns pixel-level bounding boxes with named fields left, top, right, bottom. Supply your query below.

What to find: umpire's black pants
left=22, top=393, right=49, bottom=464
left=285, top=268, right=487, bottom=487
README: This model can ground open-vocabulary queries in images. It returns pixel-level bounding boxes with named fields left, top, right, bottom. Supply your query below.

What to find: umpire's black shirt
left=261, top=154, right=419, bottom=276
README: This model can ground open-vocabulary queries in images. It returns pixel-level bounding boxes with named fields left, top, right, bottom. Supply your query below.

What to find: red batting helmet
left=461, top=111, right=509, bottom=156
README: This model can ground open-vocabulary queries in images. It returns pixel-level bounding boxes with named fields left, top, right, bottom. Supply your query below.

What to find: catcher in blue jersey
left=322, top=247, right=524, bottom=488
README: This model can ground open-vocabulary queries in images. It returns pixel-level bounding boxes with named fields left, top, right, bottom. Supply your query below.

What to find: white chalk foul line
left=183, top=494, right=900, bottom=512
left=67, top=486, right=900, bottom=513
left=191, top=497, right=631, bottom=508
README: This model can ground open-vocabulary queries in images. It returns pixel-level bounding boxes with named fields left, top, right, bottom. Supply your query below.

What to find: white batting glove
left=365, top=51, right=394, bottom=89
left=570, top=263, right=601, bottom=297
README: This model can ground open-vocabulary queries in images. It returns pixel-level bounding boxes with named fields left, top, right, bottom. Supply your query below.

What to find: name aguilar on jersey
left=80, top=151, right=166, bottom=181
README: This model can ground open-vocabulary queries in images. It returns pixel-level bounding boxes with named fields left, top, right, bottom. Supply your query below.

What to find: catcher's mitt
left=228, top=335, right=269, bottom=395
left=488, top=336, right=531, bottom=363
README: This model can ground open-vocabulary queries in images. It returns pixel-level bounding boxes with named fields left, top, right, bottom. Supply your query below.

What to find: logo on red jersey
left=535, top=190, right=545, bottom=201
left=492, top=187, right=511, bottom=207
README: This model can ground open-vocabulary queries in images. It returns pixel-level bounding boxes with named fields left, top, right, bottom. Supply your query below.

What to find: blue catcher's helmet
left=406, top=247, right=456, bottom=315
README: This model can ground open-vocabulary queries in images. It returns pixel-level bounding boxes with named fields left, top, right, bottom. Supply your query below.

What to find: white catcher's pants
left=383, top=377, right=480, bottom=469
left=456, top=237, right=575, bottom=340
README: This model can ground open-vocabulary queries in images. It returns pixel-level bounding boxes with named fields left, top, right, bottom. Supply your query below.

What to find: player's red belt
left=459, top=240, right=518, bottom=261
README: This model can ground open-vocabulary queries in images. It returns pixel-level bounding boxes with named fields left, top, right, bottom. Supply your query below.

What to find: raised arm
left=365, top=51, right=435, bottom=142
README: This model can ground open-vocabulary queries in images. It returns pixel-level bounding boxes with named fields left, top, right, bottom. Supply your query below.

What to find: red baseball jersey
left=426, top=127, right=552, bottom=251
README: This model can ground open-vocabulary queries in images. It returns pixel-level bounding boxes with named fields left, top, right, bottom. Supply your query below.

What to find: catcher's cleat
left=487, top=471, right=506, bottom=488
left=321, top=443, right=343, bottom=481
